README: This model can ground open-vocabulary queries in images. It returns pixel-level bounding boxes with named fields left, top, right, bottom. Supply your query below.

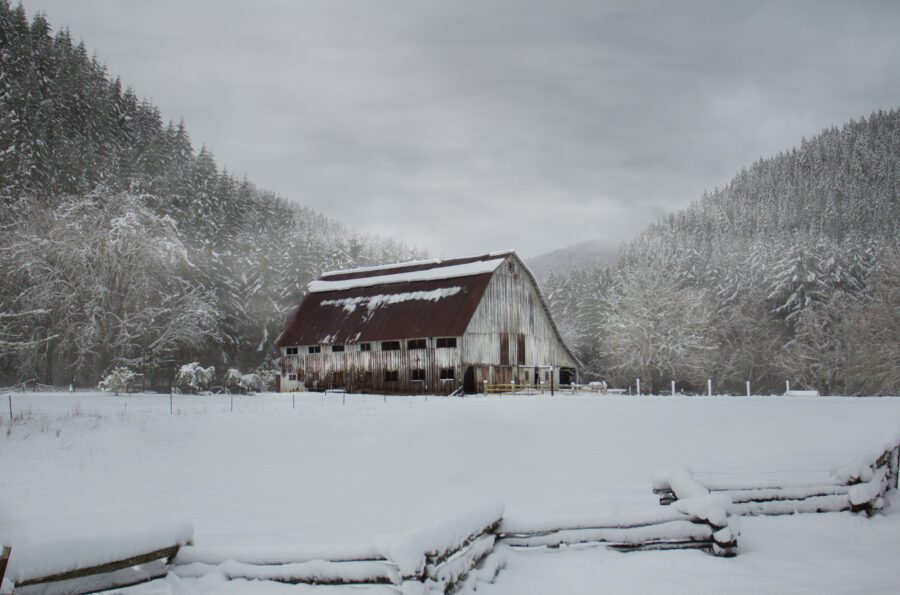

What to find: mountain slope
left=0, top=1, right=421, bottom=385
left=544, top=109, right=900, bottom=395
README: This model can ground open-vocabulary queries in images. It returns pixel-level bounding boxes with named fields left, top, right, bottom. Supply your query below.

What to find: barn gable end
left=460, top=253, right=578, bottom=390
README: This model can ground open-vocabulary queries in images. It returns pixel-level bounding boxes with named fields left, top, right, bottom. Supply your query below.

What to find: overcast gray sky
left=22, top=0, right=900, bottom=258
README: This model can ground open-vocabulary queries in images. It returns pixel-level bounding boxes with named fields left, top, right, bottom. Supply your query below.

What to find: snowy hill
left=544, top=109, right=900, bottom=395
left=0, top=2, right=421, bottom=386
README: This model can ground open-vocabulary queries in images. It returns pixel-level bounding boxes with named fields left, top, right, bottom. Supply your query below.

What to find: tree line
left=545, top=109, right=900, bottom=395
left=0, top=2, right=421, bottom=388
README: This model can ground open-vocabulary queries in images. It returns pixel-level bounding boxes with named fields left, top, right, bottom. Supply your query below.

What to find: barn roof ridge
left=318, top=249, right=515, bottom=282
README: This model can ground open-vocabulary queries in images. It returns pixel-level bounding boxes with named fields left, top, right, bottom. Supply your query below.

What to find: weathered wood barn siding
left=282, top=339, right=462, bottom=394
left=461, top=255, right=578, bottom=389
left=276, top=251, right=576, bottom=394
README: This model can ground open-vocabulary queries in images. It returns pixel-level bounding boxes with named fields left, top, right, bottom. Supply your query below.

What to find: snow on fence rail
left=174, top=505, right=505, bottom=594
left=1, top=522, right=193, bottom=595
left=1, top=501, right=739, bottom=595
left=172, top=501, right=736, bottom=593
left=498, top=495, right=737, bottom=557
left=652, top=427, right=900, bottom=517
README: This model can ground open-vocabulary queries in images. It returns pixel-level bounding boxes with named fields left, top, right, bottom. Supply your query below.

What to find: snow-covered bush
left=98, top=366, right=136, bottom=395
left=177, top=362, right=215, bottom=394
left=224, top=368, right=263, bottom=394
left=257, top=368, right=279, bottom=392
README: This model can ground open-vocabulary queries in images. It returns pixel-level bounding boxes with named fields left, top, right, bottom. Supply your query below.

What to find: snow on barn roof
left=275, top=252, right=512, bottom=346
left=317, top=249, right=515, bottom=280
left=308, top=257, right=507, bottom=293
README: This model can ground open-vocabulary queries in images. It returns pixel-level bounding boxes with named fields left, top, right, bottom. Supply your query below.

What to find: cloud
left=23, top=0, right=900, bottom=258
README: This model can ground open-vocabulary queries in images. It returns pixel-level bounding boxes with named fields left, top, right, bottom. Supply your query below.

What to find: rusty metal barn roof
left=275, top=252, right=510, bottom=346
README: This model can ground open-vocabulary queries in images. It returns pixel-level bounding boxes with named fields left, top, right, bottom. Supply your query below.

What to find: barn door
left=499, top=332, right=509, bottom=366
left=463, top=366, right=476, bottom=393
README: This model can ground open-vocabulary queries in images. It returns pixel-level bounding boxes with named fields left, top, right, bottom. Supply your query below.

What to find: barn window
left=288, top=374, right=297, bottom=381
left=384, top=370, right=399, bottom=382
left=359, top=343, right=371, bottom=351
left=308, top=346, right=321, bottom=354
left=436, top=337, right=457, bottom=348
left=381, top=341, right=401, bottom=351
left=439, top=368, right=455, bottom=380
left=517, top=334, right=526, bottom=364
left=285, top=347, right=298, bottom=355
left=407, top=339, right=427, bottom=350
left=412, top=369, right=425, bottom=381
left=331, top=344, right=345, bottom=352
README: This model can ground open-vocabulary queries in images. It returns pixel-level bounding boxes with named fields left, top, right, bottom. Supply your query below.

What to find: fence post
left=707, top=379, right=712, bottom=396
left=786, top=380, right=790, bottom=395
left=746, top=380, right=751, bottom=397
left=0, top=545, right=11, bottom=588
left=7, top=394, right=11, bottom=419
left=671, top=380, right=675, bottom=397
left=636, top=378, right=640, bottom=395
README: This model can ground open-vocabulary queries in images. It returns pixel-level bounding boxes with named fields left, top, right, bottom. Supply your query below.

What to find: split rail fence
left=652, top=429, right=900, bottom=517
left=2, top=429, right=897, bottom=594
left=165, top=499, right=736, bottom=594
left=1, top=499, right=736, bottom=595
left=0, top=524, right=193, bottom=595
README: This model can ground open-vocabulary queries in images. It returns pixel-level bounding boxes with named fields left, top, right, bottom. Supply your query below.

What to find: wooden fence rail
left=0, top=546, right=10, bottom=594
left=497, top=497, right=738, bottom=558
left=652, top=430, right=900, bottom=517
left=484, top=384, right=544, bottom=395
left=169, top=502, right=735, bottom=594
left=13, top=432, right=896, bottom=593
left=2, top=523, right=193, bottom=595
left=172, top=507, right=506, bottom=594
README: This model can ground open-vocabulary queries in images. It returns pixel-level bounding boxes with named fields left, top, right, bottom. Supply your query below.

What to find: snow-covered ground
left=2, top=391, right=899, bottom=594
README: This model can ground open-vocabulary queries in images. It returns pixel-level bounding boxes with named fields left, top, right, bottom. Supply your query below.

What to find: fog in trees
left=545, top=110, right=900, bottom=395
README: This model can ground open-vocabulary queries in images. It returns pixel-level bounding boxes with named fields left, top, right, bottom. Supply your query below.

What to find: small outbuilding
left=275, top=250, right=578, bottom=394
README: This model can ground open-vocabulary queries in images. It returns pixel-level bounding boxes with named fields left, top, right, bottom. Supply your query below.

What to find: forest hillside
left=0, top=2, right=421, bottom=387
left=545, top=109, right=900, bottom=395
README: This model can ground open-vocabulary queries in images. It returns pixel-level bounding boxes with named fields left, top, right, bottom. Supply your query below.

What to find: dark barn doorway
left=463, top=366, right=476, bottom=393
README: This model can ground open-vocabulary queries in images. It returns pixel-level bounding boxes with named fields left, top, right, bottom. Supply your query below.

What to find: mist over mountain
left=526, top=240, right=618, bottom=282
left=545, top=109, right=900, bottom=395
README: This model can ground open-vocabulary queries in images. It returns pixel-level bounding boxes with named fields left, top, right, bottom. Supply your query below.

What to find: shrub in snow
left=97, top=366, right=136, bottom=395
left=177, top=362, right=215, bottom=394
left=257, top=368, right=278, bottom=392
left=225, top=368, right=264, bottom=394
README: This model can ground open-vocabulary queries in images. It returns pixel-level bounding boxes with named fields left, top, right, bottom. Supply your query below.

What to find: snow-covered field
left=2, top=391, right=900, bottom=594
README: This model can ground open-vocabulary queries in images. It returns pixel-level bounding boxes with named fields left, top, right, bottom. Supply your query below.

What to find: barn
left=275, top=250, right=578, bottom=394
